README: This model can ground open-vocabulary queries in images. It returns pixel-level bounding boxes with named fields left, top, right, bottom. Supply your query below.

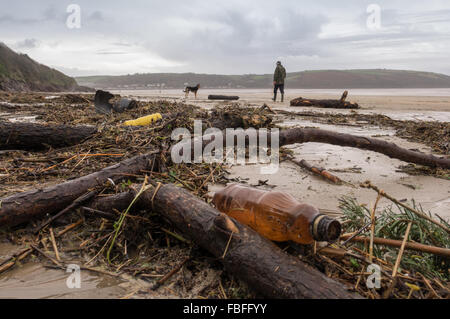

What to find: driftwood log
left=89, top=183, right=361, bottom=299
left=208, top=95, right=240, bottom=101
left=290, top=91, right=359, bottom=109
left=0, top=122, right=97, bottom=150
left=0, top=153, right=155, bottom=227
left=290, top=158, right=343, bottom=184
left=279, top=128, right=449, bottom=168
left=175, top=127, right=450, bottom=169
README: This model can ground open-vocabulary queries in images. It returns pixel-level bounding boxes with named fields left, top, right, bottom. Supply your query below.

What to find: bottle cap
left=311, top=215, right=341, bottom=242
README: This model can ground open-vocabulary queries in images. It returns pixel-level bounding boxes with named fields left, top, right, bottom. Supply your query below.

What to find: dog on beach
left=183, top=84, right=200, bottom=99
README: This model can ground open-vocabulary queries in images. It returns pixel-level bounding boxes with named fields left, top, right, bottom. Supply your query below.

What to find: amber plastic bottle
left=212, top=184, right=341, bottom=244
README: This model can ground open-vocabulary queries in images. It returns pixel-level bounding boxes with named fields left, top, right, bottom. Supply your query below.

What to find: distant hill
left=0, top=43, right=90, bottom=92
left=76, top=69, right=450, bottom=90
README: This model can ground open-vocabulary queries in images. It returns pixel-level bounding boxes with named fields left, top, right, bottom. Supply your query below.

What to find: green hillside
left=76, top=69, right=450, bottom=90
left=0, top=43, right=89, bottom=92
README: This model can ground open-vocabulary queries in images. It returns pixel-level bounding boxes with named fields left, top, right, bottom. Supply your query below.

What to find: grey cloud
left=43, top=5, right=57, bottom=20
left=88, top=11, right=104, bottom=21
left=0, top=4, right=67, bottom=25
left=15, top=38, right=40, bottom=49
left=96, top=51, right=128, bottom=55
left=143, top=7, right=327, bottom=66
left=0, top=14, right=39, bottom=25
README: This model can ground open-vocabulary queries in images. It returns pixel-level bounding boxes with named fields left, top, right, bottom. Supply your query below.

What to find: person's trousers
left=274, top=84, right=284, bottom=94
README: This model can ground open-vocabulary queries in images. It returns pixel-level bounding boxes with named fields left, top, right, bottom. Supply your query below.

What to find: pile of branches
left=209, top=103, right=273, bottom=129
left=0, top=99, right=206, bottom=196
left=329, top=195, right=449, bottom=298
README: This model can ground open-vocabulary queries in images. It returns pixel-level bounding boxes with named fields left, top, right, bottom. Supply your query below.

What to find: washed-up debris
left=213, top=183, right=341, bottom=243
left=337, top=192, right=449, bottom=298
left=60, top=94, right=91, bottom=104
left=209, top=104, right=273, bottom=129
left=290, top=90, right=359, bottom=109
left=123, top=113, right=163, bottom=126
left=113, top=98, right=138, bottom=113
left=282, top=111, right=449, bottom=155
left=396, top=164, right=449, bottom=180
left=0, top=122, right=96, bottom=151
left=208, top=95, right=240, bottom=101
left=289, top=158, right=345, bottom=184
left=94, top=90, right=138, bottom=114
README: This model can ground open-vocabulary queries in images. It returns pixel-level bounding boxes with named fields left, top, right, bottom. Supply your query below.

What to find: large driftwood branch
left=279, top=128, right=449, bottom=169
left=0, top=153, right=155, bottom=227
left=89, top=183, right=361, bottom=299
left=290, top=91, right=359, bottom=109
left=0, top=122, right=97, bottom=150
left=179, top=127, right=449, bottom=169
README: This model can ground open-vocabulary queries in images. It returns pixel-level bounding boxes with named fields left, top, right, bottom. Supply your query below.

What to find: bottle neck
left=310, top=215, right=341, bottom=242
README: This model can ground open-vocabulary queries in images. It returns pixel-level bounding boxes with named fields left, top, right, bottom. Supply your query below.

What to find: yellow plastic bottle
left=123, top=113, right=162, bottom=126
left=212, top=184, right=341, bottom=244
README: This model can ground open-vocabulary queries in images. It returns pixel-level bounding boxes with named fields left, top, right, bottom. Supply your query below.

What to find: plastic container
left=212, top=184, right=341, bottom=244
left=123, top=113, right=162, bottom=126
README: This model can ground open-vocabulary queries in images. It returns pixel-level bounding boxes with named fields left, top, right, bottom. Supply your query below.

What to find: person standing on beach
left=272, top=61, right=286, bottom=102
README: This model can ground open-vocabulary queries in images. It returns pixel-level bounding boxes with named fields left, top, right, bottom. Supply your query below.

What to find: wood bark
left=278, top=128, right=449, bottom=168
left=90, top=183, right=362, bottom=299
left=340, top=234, right=450, bottom=258
left=208, top=95, right=240, bottom=100
left=291, top=158, right=343, bottom=184
left=0, top=153, right=155, bottom=227
left=290, top=91, right=359, bottom=109
left=0, top=122, right=96, bottom=150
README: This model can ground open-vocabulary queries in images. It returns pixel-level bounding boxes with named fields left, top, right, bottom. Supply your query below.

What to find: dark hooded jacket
left=273, top=64, right=286, bottom=84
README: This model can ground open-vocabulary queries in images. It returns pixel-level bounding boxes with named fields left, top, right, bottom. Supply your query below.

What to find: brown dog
left=183, top=84, right=200, bottom=99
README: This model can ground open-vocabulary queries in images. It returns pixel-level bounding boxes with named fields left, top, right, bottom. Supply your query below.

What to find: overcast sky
left=1, top=0, right=450, bottom=76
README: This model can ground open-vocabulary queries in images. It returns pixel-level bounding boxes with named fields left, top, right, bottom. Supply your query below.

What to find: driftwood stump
left=0, top=122, right=96, bottom=150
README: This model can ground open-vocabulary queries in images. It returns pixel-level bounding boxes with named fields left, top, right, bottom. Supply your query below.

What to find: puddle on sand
left=0, top=243, right=127, bottom=299
left=0, top=263, right=128, bottom=299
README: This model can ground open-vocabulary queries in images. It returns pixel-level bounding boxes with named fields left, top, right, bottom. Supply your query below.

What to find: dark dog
left=183, top=84, right=200, bottom=99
